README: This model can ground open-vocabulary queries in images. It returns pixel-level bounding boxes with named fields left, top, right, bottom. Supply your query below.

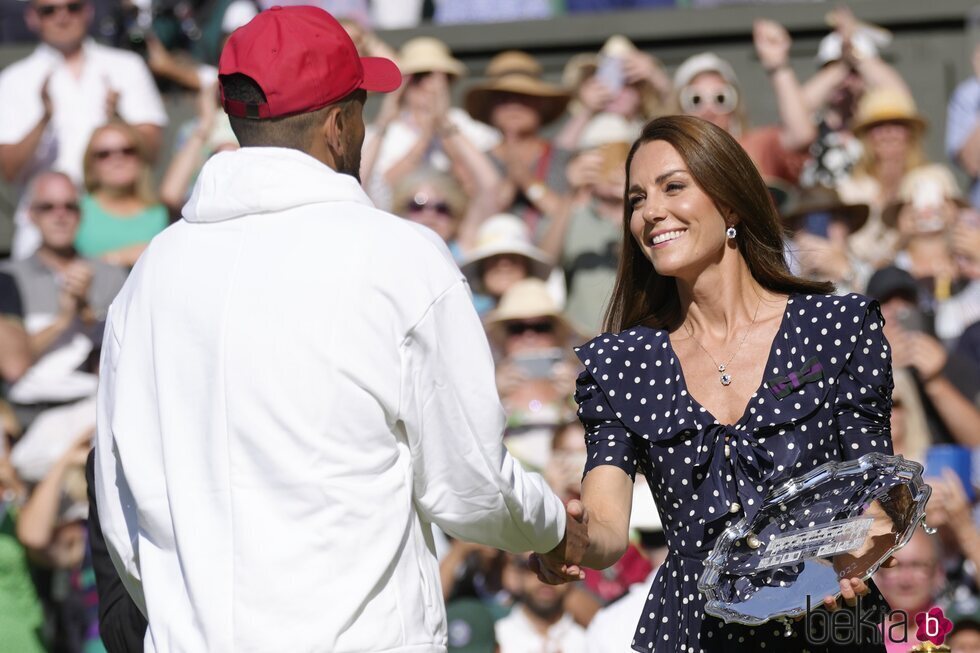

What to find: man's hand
left=104, top=76, right=121, bottom=120
left=41, top=75, right=54, bottom=121
left=529, top=499, right=589, bottom=585
left=62, top=260, right=93, bottom=303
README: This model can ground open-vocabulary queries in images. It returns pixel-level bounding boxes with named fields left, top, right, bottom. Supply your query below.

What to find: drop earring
left=726, top=226, right=737, bottom=240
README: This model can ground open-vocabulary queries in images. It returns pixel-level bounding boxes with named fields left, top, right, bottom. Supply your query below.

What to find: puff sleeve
left=575, top=370, right=642, bottom=481
left=834, top=300, right=895, bottom=460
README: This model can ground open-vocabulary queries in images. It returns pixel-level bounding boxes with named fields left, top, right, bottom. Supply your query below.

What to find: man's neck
left=46, top=39, right=86, bottom=76
left=520, top=605, right=564, bottom=636
left=36, top=245, right=78, bottom=272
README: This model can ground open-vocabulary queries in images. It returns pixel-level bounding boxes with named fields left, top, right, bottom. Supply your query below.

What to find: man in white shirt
left=495, top=553, right=588, bottom=653
left=93, top=7, right=587, bottom=652
left=0, top=0, right=167, bottom=258
left=2, top=171, right=126, bottom=428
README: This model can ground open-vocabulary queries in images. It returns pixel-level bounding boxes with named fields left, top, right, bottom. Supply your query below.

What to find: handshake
left=529, top=499, right=590, bottom=585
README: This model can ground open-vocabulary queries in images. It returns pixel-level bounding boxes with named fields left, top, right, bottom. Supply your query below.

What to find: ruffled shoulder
left=572, top=327, right=704, bottom=442
left=748, top=292, right=883, bottom=430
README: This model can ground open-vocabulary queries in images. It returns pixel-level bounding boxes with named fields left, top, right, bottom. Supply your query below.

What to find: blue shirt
left=945, top=76, right=980, bottom=208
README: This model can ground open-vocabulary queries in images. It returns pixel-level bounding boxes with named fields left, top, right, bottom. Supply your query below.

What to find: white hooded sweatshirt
left=94, top=147, right=566, bottom=653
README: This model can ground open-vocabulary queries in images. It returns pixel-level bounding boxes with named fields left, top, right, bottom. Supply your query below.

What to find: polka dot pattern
left=572, top=294, right=894, bottom=653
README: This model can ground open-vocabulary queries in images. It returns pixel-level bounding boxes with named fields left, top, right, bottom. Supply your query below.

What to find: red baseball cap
left=218, top=5, right=402, bottom=119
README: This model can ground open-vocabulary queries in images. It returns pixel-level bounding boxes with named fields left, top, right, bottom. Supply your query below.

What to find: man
left=94, top=7, right=586, bottom=652
left=0, top=0, right=167, bottom=258
left=876, top=529, right=948, bottom=653
left=948, top=602, right=980, bottom=653
left=2, top=171, right=126, bottom=430
left=495, top=553, right=587, bottom=653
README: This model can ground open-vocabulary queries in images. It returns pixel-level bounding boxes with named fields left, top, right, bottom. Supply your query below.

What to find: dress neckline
left=664, top=293, right=794, bottom=429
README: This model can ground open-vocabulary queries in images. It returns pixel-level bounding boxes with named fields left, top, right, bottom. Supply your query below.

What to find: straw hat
left=464, top=51, right=571, bottom=126
left=460, top=214, right=553, bottom=293
left=782, top=185, right=869, bottom=233
left=851, top=87, right=926, bottom=136
left=483, top=278, right=573, bottom=342
left=397, top=37, right=467, bottom=78
left=881, top=164, right=968, bottom=228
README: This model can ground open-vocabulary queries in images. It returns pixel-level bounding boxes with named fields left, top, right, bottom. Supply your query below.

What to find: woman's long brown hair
left=602, top=115, right=834, bottom=333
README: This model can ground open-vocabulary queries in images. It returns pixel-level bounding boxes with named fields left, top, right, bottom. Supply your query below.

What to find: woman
left=669, top=20, right=815, bottom=187
left=464, top=51, right=572, bottom=234
left=838, top=87, right=928, bottom=268
left=76, top=123, right=169, bottom=267
left=360, top=37, right=500, bottom=212
left=460, top=213, right=556, bottom=315
left=537, top=116, right=894, bottom=652
left=484, top=278, right=578, bottom=471
left=881, top=164, right=980, bottom=343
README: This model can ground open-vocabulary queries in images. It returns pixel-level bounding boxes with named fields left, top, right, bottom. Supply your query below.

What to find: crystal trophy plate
left=698, top=453, right=932, bottom=625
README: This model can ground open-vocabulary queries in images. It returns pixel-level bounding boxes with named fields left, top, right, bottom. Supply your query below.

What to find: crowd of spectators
left=0, top=1, right=979, bottom=652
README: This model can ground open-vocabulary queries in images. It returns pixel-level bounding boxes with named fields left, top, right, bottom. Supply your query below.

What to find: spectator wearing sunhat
left=838, top=87, right=929, bottom=268
left=799, top=7, right=908, bottom=189
left=780, top=184, right=870, bottom=293
left=461, top=213, right=559, bottom=315
left=880, top=164, right=980, bottom=344
left=362, top=36, right=501, bottom=212
left=668, top=20, right=815, bottom=186
left=484, top=278, right=579, bottom=472
left=465, top=51, right=573, bottom=235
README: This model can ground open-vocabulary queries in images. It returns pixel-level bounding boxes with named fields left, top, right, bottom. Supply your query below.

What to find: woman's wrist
left=764, top=62, right=791, bottom=75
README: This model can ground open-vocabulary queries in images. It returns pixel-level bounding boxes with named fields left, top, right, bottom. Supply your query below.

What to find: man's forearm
left=0, top=114, right=50, bottom=182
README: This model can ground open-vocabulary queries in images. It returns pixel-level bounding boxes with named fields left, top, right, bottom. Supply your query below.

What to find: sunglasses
left=32, top=201, right=80, bottom=213
left=35, top=1, right=84, bottom=17
left=506, top=321, right=554, bottom=336
left=93, top=146, right=138, bottom=161
left=679, top=84, right=739, bottom=115
left=406, top=197, right=453, bottom=217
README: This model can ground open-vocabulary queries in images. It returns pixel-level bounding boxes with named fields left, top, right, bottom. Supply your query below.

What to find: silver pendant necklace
left=683, top=297, right=763, bottom=386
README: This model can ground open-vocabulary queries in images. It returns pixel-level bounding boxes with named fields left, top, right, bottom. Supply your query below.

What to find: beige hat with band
left=397, top=37, right=467, bottom=77
left=465, top=51, right=571, bottom=126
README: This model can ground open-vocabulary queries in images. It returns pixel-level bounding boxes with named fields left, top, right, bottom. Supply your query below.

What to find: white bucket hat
left=460, top=214, right=553, bottom=293
left=673, top=52, right=738, bottom=89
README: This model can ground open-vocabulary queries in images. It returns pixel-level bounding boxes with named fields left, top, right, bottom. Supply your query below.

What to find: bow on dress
left=692, top=423, right=777, bottom=524
left=766, top=356, right=823, bottom=400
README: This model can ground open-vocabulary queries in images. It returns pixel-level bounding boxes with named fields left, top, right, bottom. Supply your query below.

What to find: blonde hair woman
left=76, top=122, right=168, bottom=267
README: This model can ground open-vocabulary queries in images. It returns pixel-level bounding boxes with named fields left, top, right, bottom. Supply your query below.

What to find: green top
left=557, top=202, right=622, bottom=337
left=0, top=506, right=46, bottom=653
left=75, top=195, right=169, bottom=259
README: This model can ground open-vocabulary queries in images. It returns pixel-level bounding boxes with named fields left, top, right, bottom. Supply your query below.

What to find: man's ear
left=318, top=105, right=346, bottom=158
left=24, top=5, right=41, bottom=33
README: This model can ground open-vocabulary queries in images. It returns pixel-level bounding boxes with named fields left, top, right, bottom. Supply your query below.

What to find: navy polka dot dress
left=573, top=294, right=893, bottom=653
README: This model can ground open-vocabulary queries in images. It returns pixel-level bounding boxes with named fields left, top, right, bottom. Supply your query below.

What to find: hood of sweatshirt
left=182, top=147, right=373, bottom=224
